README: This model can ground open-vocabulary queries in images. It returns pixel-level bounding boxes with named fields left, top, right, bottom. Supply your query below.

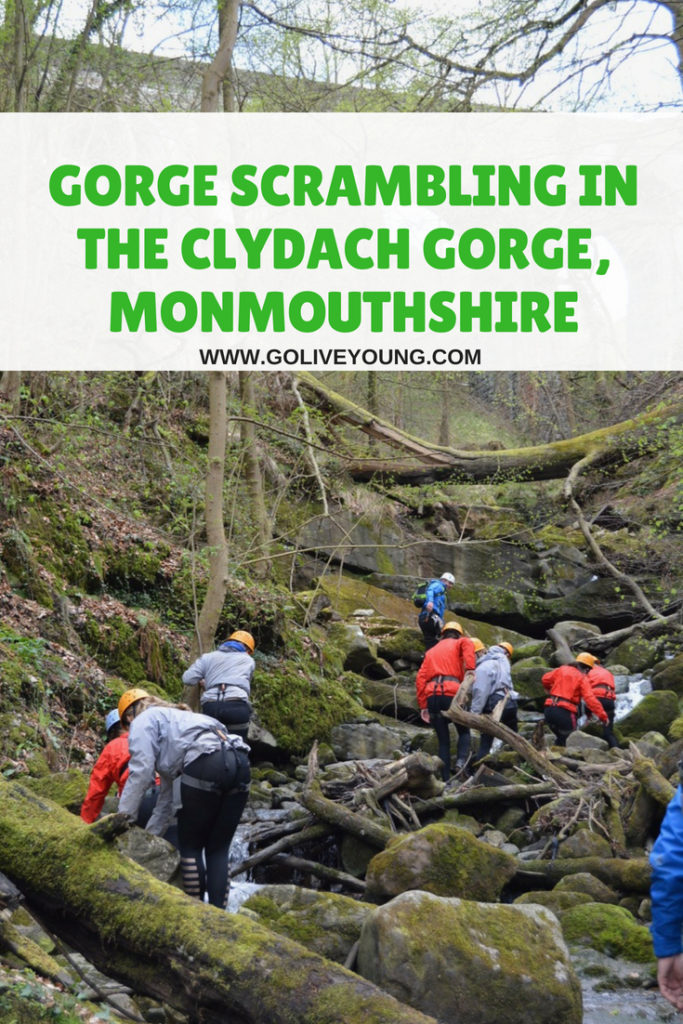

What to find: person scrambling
left=117, top=688, right=250, bottom=909
left=577, top=651, right=620, bottom=748
left=542, top=658, right=608, bottom=746
left=415, top=620, right=476, bottom=780
left=417, top=572, right=455, bottom=651
left=80, top=706, right=131, bottom=824
left=182, top=629, right=255, bottom=738
left=471, top=641, right=519, bottom=761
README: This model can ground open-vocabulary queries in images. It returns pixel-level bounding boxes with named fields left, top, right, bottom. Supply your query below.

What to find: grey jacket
left=470, top=647, right=515, bottom=715
left=182, top=649, right=254, bottom=705
left=118, top=706, right=250, bottom=836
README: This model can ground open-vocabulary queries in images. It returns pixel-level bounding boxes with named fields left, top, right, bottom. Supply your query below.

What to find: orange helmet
left=471, top=638, right=486, bottom=653
left=442, top=620, right=463, bottom=636
left=228, top=630, right=255, bottom=653
left=575, top=652, right=598, bottom=668
left=499, top=642, right=514, bottom=657
left=118, top=688, right=150, bottom=719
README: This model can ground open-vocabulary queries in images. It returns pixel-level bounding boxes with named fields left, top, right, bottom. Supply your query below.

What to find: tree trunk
left=201, top=0, right=241, bottom=110
left=0, top=781, right=436, bottom=1024
left=239, top=372, right=271, bottom=577
left=190, top=372, right=229, bottom=671
left=0, top=371, right=22, bottom=413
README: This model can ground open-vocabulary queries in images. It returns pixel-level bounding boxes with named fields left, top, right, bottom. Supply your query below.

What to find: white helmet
left=441, top=572, right=455, bottom=585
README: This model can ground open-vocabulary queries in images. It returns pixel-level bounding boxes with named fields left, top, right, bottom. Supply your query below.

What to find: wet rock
left=357, top=890, right=582, bottom=1024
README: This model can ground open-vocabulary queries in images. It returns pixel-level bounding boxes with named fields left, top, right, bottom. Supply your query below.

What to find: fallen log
left=442, top=704, right=575, bottom=787
left=629, top=744, right=676, bottom=807
left=0, top=780, right=436, bottom=1024
left=415, top=781, right=557, bottom=816
left=515, top=855, right=651, bottom=894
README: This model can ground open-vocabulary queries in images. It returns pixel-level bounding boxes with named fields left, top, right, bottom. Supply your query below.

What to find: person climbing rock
left=182, top=629, right=255, bottom=738
left=650, top=765, right=683, bottom=1012
left=577, top=651, right=620, bottom=748
left=541, top=658, right=608, bottom=746
left=415, top=621, right=476, bottom=781
left=471, top=641, right=519, bottom=762
left=417, top=572, right=455, bottom=651
left=117, top=689, right=250, bottom=909
left=81, top=697, right=175, bottom=838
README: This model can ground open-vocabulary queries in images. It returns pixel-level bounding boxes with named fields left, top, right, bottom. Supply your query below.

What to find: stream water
left=227, top=672, right=667, bottom=1022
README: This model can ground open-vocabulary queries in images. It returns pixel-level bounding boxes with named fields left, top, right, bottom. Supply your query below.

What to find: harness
left=545, top=695, right=578, bottom=713
left=180, top=726, right=248, bottom=795
left=591, top=683, right=615, bottom=698
left=427, top=674, right=461, bottom=696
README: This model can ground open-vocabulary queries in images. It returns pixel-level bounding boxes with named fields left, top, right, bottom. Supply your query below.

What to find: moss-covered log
left=516, top=856, right=651, bottom=894
left=0, top=781, right=436, bottom=1024
left=297, top=371, right=682, bottom=485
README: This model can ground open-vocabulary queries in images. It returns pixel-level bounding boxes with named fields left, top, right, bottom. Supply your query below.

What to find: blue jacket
left=422, top=579, right=447, bottom=619
left=650, top=785, right=683, bottom=957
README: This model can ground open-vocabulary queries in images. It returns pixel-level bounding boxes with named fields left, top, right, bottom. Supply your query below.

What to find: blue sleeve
left=424, top=580, right=440, bottom=604
left=650, top=788, right=683, bottom=957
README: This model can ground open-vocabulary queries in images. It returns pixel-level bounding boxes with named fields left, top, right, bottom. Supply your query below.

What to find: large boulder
left=357, top=890, right=582, bottom=1024
left=239, top=884, right=370, bottom=964
left=651, top=654, right=683, bottom=696
left=616, top=690, right=680, bottom=739
left=606, top=635, right=665, bottom=673
left=365, top=822, right=517, bottom=902
left=559, top=902, right=655, bottom=963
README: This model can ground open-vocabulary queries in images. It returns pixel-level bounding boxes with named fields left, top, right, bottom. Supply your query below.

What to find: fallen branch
left=272, top=853, right=366, bottom=893
left=442, top=705, right=575, bottom=787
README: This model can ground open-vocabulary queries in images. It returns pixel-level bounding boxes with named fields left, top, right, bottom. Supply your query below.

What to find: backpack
left=411, top=580, right=429, bottom=608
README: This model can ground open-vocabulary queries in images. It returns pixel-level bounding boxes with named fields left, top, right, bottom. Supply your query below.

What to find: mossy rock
left=514, top=891, right=592, bottom=913
left=252, top=654, right=366, bottom=756
left=510, top=657, right=548, bottom=698
left=560, top=902, right=655, bottom=963
left=365, top=822, right=517, bottom=902
left=669, top=716, right=683, bottom=741
left=617, top=690, right=680, bottom=739
left=606, top=635, right=663, bottom=674
left=357, top=890, right=582, bottom=1024
left=240, top=884, right=370, bottom=964
left=375, top=628, right=424, bottom=665
left=554, top=872, right=619, bottom=903
left=651, top=654, right=683, bottom=696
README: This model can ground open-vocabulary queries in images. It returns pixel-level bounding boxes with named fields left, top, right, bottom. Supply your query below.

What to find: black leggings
left=178, top=747, right=250, bottom=908
left=201, top=699, right=251, bottom=739
left=544, top=705, right=576, bottom=746
left=426, top=693, right=470, bottom=781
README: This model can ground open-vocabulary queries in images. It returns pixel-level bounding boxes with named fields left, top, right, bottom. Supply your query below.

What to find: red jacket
left=416, top=636, right=476, bottom=710
left=587, top=665, right=616, bottom=700
left=542, top=665, right=608, bottom=723
left=80, top=735, right=131, bottom=824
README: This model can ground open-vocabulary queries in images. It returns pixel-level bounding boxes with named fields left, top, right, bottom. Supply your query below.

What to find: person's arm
left=423, top=580, right=438, bottom=613
left=541, top=670, right=555, bottom=693
left=144, top=775, right=174, bottom=836
left=415, top=659, right=432, bottom=721
left=579, top=678, right=608, bottom=723
left=470, top=666, right=491, bottom=715
left=118, top=718, right=158, bottom=822
left=182, top=654, right=206, bottom=686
